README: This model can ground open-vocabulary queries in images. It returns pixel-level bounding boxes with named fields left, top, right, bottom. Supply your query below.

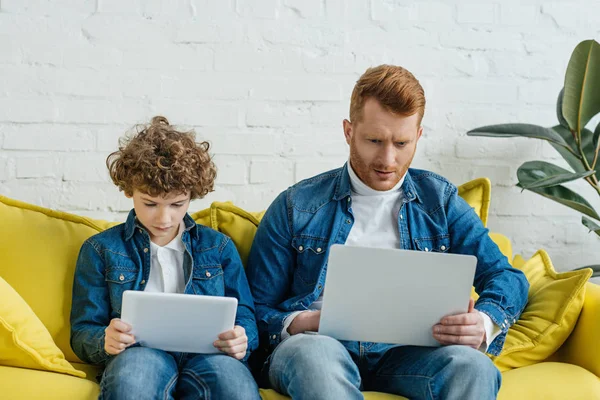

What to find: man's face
left=128, top=190, right=191, bottom=246
left=343, top=98, right=423, bottom=191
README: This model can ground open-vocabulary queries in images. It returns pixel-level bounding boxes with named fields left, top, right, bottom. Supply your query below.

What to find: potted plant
left=468, top=39, right=600, bottom=277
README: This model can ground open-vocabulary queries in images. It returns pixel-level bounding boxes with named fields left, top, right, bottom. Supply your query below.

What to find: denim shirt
left=246, top=164, right=529, bottom=356
left=70, top=210, right=258, bottom=365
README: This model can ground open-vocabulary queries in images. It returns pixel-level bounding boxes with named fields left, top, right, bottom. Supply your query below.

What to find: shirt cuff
left=280, top=311, right=305, bottom=340
left=478, top=311, right=502, bottom=353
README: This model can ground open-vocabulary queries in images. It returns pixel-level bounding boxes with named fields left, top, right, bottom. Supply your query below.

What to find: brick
left=174, top=20, right=243, bottom=43
left=237, top=0, right=279, bottom=19
left=253, top=22, right=344, bottom=49
left=55, top=98, right=150, bottom=124
left=62, top=44, right=123, bottom=68
left=150, top=100, right=240, bottom=127
left=437, top=80, right=518, bottom=105
left=161, top=73, right=250, bottom=100
left=519, top=80, right=563, bottom=106
left=251, top=77, right=342, bottom=101
left=1, top=0, right=96, bottom=15
left=440, top=30, right=522, bottom=52
left=213, top=155, right=247, bottom=185
left=499, top=4, right=539, bottom=26
left=3, top=124, right=96, bottom=151
left=456, top=3, right=496, bottom=24
left=206, top=131, right=280, bottom=155
left=0, top=98, right=57, bottom=123
left=371, top=0, right=417, bottom=23
left=416, top=2, right=454, bottom=24
left=215, top=46, right=303, bottom=72
left=63, top=154, right=111, bottom=183
left=283, top=0, right=323, bottom=18
left=16, top=156, right=60, bottom=178
left=250, top=158, right=294, bottom=184
left=122, top=45, right=213, bottom=71
left=454, top=137, right=540, bottom=160
left=0, top=35, right=22, bottom=64
left=97, top=0, right=142, bottom=14
left=246, top=102, right=312, bottom=128
left=59, top=182, right=113, bottom=211
left=302, top=50, right=357, bottom=74
left=0, top=157, right=13, bottom=181
left=541, top=3, right=581, bottom=30
left=96, top=125, right=131, bottom=152
left=295, top=157, right=347, bottom=182
left=81, top=16, right=172, bottom=46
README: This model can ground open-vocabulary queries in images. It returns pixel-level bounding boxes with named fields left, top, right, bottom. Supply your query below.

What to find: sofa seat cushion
left=259, top=389, right=407, bottom=399
left=0, top=365, right=99, bottom=400
left=498, top=362, right=600, bottom=399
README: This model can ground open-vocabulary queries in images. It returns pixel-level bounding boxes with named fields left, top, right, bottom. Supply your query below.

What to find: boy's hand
left=288, top=310, right=321, bottom=335
left=213, top=325, right=248, bottom=360
left=104, top=318, right=136, bottom=355
left=432, top=298, right=486, bottom=349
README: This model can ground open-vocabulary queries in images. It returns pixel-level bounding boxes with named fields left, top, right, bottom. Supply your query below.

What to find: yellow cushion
left=498, top=362, right=600, bottom=399
left=0, top=365, right=98, bottom=400
left=0, top=276, right=84, bottom=378
left=458, top=177, right=491, bottom=227
left=0, top=196, right=106, bottom=363
left=492, top=250, right=592, bottom=371
left=259, top=389, right=407, bottom=399
left=191, top=201, right=265, bottom=267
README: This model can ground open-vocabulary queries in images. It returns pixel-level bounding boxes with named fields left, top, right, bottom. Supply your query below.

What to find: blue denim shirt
left=246, top=165, right=529, bottom=356
left=70, top=210, right=258, bottom=365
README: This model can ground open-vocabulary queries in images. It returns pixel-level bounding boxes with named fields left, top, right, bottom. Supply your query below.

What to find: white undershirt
left=282, top=163, right=500, bottom=352
left=144, top=222, right=186, bottom=294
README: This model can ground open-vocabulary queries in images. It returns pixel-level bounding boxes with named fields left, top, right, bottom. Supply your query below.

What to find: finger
left=468, top=298, right=474, bottom=313
left=106, top=344, right=124, bottom=355
left=432, top=332, right=478, bottom=347
left=234, top=325, right=245, bottom=335
left=214, top=335, right=247, bottom=349
left=434, top=324, right=481, bottom=337
left=111, top=319, right=132, bottom=333
left=219, top=343, right=248, bottom=355
left=231, top=351, right=246, bottom=360
left=218, top=329, right=237, bottom=340
left=441, top=313, right=479, bottom=325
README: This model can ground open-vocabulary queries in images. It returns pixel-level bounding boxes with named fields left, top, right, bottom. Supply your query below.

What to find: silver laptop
left=318, top=244, right=477, bottom=347
left=121, top=291, right=237, bottom=353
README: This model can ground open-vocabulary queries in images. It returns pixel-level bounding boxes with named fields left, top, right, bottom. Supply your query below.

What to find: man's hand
left=104, top=318, right=136, bottom=355
left=214, top=325, right=248, bottom=360
left=432, top=298, right=486, bottom=349
left=287, top=310, right=321, bottom=336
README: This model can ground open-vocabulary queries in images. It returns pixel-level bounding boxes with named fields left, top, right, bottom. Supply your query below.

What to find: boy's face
left=128, top=190, right=191, bottom=246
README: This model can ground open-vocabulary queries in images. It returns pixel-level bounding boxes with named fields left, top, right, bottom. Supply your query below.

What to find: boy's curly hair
left=107, top=116, right=216, bottom=200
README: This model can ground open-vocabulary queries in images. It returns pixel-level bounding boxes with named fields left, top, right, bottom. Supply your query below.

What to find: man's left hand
left=214, top=325, right=248, bottom=360
left=432, top=298, right=486, bottom=349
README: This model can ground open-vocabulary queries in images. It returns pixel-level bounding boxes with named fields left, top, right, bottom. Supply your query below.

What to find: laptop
left=318, top=244, right=477, bottom=347
left=120, top=291, right=237, bottom=353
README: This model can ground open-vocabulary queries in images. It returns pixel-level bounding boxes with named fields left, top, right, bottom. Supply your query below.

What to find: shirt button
left=298, top=245, right=304, bottom=251
left=119, top=274, right=125, bottom=281
left=141, top=280, right=146, bottom=284
left=424, top=247, right=429, bottom=252
left=440, top=245, right=446, bottom=251
left=139, top=229, right=143, bottom=234
left=206, top=271, right=211, bottom=278
left=272, top=335, right=276, bottom=340
left=318, top=285, right=322, bottom=290
left=346, top=219, right=351, bottom=224
left=316, top=247, right=322, bottom=253
left=143, top=248, right=148, bottom=253
left=347, top=197, right=351, bottom=202
left=400, top=215, right=403, bottom=219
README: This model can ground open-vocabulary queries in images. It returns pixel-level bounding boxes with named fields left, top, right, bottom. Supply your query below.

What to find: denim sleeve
left=221, top=236, right=259, bottom=361
left=246, top=191, right=297, bottom=350
left=445, top=185, right=530, bottom=356
left=70, top=239, right=111, bottom=365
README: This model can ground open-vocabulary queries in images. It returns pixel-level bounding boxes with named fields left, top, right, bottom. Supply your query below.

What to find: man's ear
left=416, top=126, right=423, bottom=141
left=343, top=119, right=353, bottom=145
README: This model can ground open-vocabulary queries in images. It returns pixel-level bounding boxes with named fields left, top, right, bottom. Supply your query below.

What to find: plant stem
left=592, top=138, right=600, bottom=171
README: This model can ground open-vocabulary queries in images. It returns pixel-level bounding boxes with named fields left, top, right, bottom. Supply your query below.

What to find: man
left=246, top=64, right=529, bottom=400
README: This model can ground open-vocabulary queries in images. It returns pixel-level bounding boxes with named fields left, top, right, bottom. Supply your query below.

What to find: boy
left=70, top=116, right=260, bottom=399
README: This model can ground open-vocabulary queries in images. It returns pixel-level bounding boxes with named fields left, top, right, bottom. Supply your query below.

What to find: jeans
left=99, top=347, right=261, bottom=400
left=268, top=334, right=501, bottom=400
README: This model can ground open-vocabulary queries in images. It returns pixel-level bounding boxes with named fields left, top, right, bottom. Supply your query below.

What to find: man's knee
left=272, top=334, right=351, bottom=369
left=442, top=346, right=501, bottom=387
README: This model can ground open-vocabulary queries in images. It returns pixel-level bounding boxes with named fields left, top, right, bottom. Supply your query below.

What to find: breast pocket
left=105, top=267, right=138, bottom=314
left=413, top=235, right=450, bottom=253
left=191, top=265, right=225, bottom=296
left=292, top=237, right=328, bottom=286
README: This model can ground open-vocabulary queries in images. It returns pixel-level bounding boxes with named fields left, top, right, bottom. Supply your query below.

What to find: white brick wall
left=1, top=0, right=599, bottom=273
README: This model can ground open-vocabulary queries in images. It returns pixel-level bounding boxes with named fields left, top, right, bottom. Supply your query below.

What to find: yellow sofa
left=1, top=179, right=600, bottom=400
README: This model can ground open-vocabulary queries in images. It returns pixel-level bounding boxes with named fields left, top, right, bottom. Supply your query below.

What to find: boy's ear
left=125, top=191, right=133, bottom=199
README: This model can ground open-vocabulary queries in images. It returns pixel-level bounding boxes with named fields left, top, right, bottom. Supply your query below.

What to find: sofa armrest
left=556, top=282, right=600, bottom=377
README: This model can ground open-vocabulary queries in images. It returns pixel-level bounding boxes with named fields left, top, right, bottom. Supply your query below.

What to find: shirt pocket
left=191, top=265, right=225, bottom=296
left=105, top=266, right=138, bottom=314
left=291, top=237, right=328, bottom=286
left=413, top=235, right=450, bottom=253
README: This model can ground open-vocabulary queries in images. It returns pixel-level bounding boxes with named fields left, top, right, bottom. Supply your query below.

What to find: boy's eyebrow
left=140, top=195, right=188, bottom=203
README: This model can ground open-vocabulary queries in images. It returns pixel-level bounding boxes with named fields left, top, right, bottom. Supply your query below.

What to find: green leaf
left=550, top=125, right=585, bottom=173
left=517, top=161, right=595, bottom=189
left=556, top=88, right=570, bottom=128
left=516, top=168, right=600, bottom=220
left=562, top=39, right=600, bottom=133
left=468, top=123, right=572, bottom=149
left=582, top=216, right=600, bottom=236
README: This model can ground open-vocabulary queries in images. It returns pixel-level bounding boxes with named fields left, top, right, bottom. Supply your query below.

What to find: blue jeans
left=99, top=347, right=261, bottom=400
left=268, top=334, right=501, bottom=400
